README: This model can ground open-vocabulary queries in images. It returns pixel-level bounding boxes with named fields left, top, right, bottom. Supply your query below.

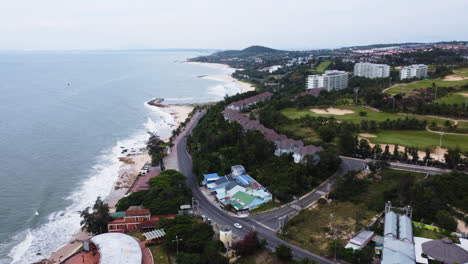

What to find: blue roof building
left=202, top=173, right=220, bottom=185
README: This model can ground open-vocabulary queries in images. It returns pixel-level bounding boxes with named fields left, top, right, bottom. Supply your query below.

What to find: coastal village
left=36, top=42, right=468, bottom=264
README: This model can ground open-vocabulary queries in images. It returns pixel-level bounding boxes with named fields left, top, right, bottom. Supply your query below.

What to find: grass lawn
left=250, top=201, right=282, bottom=215
left=370, top=130, right=468, bottom=151
left=386, top=79, right=468, bottom=95
left=149, top=245, right=170, bottom=264
left=413, top=227, right=447, bottom=240
left=454, top=67, right=468, bottom=77
left=315, top=60, right=332, bottom=73
left=277, top=121, right=320, bottom=145
left=281, top=106, right=450, bottom=126
left=281, top=169, right=424, bottom=256
left=281, top=202, right=375, bottom=256
left=436, top=88, right=468, bottom=105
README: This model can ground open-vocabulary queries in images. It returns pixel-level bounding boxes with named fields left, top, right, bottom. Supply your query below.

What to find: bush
left=275, top=244, right=293, bottom=261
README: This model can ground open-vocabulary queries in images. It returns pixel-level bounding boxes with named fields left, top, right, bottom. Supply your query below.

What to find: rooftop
left=90, top=233, right=142, bottom=264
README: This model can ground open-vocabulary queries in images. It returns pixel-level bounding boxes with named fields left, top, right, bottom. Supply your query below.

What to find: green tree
left=80, top=197, right=112, bottom=235
left=275, top=244, right=293, bottom=261
left=148, top=132, right=166, bottom=169
left=436, top=210, right=457, bottom=231
left=444, top=147, right=461, bottom=169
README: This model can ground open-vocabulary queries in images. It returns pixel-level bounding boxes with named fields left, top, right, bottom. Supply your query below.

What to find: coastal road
left=175, top=111, right=334, bottom=263
left=174, top=111, right=449, bottom=262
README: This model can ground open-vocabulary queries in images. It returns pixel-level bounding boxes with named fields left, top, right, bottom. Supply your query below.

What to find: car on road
left=234, top=223, right=242, bottom=229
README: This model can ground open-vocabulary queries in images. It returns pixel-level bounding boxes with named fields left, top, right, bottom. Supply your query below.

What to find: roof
left=414, top=237, right=432, bottom=264
left=111, top=212, right=126, bottom=218
left=294, top=145, right=323, bottom=156
left=143, top=229, right=166, bottom=241
left=203, top=173, right=220, bottom=181
left=90, top=233, right=142, bottom=264
left=382, top=237, right=415, bottom=264
left=384, top=211, right=397, bottom=237
left=422, top=238, right=468, bottom=264
left=232, top=191, right=256, bottom=205
left=349, top=230, right=374, bottom=247
left=398, top=215, right=413, bottom=243
left=126, top=207, right=150, bottom=216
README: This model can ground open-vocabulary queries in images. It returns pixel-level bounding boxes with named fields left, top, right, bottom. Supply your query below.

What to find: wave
left=3, top=110, right=175, bottom=264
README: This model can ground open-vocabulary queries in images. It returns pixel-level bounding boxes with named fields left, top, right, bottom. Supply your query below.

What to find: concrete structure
left=400, top=64, right=428, bottom=80
left=307, top=70, right=348, bottom=91
left=354, top=62, right=390, bottom=79
left=90, top=233, right=142, bottom=264
left=220, top=228, right=233, bottom=249
left=382, top=202, right=416, bottom=264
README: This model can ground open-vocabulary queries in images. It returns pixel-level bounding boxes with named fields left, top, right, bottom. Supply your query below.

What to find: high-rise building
left=307, top=70, right=348, bottom=91
left=354, top=62, right=390, bottom=79
left=400, top=64, right=428, bottom=80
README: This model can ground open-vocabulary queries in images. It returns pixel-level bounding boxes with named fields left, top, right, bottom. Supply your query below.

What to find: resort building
left=107, top=206, right=176, bottom=233
left=222, top=108, right=322, bottom=163
left=354, top=62, right=390, bottom=79
left=400, top=64, right=428, bottom=80
left=227, top=92, right=273, bottom=111
left=307, top=70, right=348, bottom=91
left=202, top=165, right=272, bottom=212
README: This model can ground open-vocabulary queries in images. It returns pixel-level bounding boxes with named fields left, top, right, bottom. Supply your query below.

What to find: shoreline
left=42, top=59, right=252, bottom=263
left=185, top=61, right=255, bottom=94
left=44, top=103, right=193, bottom=264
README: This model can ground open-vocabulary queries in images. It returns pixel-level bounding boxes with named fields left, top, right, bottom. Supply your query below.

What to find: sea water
left=0, top=50, right=236, bottom=263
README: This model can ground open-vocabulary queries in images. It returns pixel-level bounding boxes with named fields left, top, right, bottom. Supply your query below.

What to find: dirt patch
left=458, top=92, right=468, bottom=98
left=310, top=107, right=354, bottom=115
left=443, top=75, right=468, bottom=81
left=359, top=133, right=377, bottom=138
left=457, top=219, right=468, bottom=233
left=118, top=157, right=135, bottom=164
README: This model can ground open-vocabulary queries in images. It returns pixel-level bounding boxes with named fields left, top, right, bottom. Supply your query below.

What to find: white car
left=234, top=223, right=242, bottom=229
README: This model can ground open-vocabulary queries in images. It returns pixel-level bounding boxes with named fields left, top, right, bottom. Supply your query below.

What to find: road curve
left=176, top=110, right=334, bottom=263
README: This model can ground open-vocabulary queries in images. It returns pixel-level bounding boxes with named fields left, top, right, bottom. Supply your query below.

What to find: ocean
left=0, top=50, right=237, bottom=263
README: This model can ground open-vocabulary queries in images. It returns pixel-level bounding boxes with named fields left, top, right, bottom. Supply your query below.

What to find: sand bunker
left=359, top=133, right=377, bottom=138
left=458, top=92, right=468, bottom=98
left=310, top=107, right=354, bottom=115
left=443, top=75, right=468, bottom=81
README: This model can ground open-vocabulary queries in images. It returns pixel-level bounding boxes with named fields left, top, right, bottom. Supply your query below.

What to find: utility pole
left=438, top=131, right=444, bottom=161
left=172, top=236, right=183, bottom=256
left=354, top=87, right=360, bottom=105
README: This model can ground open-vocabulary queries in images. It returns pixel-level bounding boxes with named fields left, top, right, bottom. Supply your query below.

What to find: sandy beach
left=44, top=59, right=250, bottom=263
left=44, top=105, right=192, bottom=263
left=185, top=61, right=255, bottom=94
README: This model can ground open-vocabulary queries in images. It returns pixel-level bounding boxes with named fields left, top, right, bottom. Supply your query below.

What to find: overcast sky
left=1, top=0, right=467, bottom=50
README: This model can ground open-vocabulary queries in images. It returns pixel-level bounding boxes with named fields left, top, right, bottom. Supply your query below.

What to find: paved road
left=174, top=110, right=450, bottom=262
left=176, top=111, right=334, bottom=263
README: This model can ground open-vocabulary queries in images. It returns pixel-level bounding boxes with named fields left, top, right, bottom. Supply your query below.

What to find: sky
left=1, top=0, right=467, bottom=51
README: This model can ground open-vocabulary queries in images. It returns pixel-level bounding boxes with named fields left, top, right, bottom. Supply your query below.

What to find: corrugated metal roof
left=382, top=237, right=415, bottom=264
left=384, top=211, right=397, bottom=237
left=399, top=215, right=413, bottom=243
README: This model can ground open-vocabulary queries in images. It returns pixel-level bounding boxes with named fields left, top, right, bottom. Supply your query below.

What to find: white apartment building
left=354, top=62, right=390, bottom=79
left=400, top=64, right=428, bottom=80
left=307, top=70, right=348, bottom=91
